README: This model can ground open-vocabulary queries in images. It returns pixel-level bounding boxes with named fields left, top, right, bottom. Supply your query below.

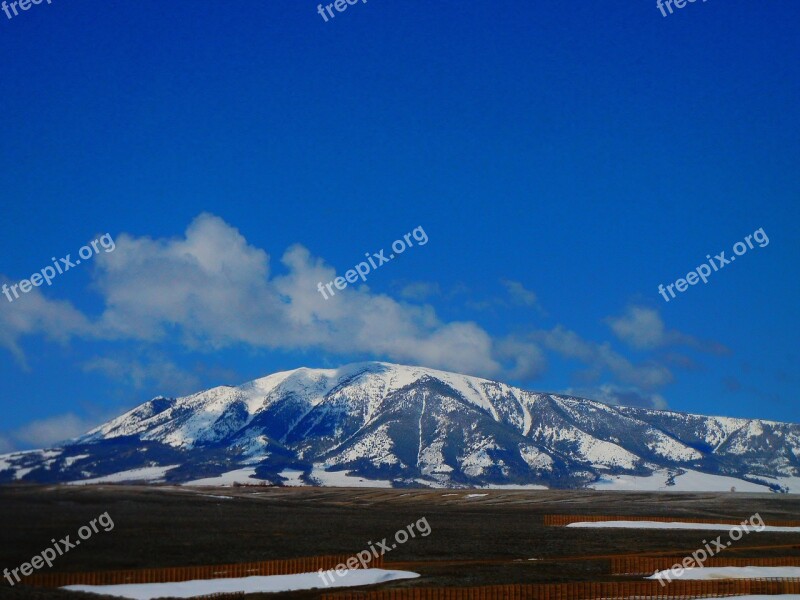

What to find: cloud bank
left=1, top=213, right=724, bottom=428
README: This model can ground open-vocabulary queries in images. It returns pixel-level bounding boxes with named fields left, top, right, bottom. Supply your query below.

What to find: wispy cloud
left=397, top=281, right=441, bottom=301
left=565, top=384, right=669, bottom=410
left=533, top=325, right=673, bottom=389
left=500, top=279, right=544, bottom=312
left=0, top=276, right=94, bottom=369
left=606, top=306, right=728, bottom=354
left=0, top=413, right=104, bottom=451
left=82, top=352, right=202, bottom=397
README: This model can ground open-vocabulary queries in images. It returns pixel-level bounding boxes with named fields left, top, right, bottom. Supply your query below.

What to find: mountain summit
left=2, top=362, right=798, bottom=491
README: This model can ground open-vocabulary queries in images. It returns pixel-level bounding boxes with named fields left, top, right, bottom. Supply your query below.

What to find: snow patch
left=64, top=569, right=420, bottom=599
left=67, top=465, right=180, bottom=485
left=568, top=521, right=800, bottom=532
left=648, top=566, right=800, bottom=580
left=184, top=468, right=268, bottom=487
left=309, top=465, right=393, bottom=488
left=589, top=469, right=776, bottom=493
left=63, top=454, right=91, bottom=468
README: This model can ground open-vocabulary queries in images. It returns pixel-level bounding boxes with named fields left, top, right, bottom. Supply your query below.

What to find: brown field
left=1, top=485, right=799, bottom=600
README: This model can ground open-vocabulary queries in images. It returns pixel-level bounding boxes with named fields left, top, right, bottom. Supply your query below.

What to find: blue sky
left=0, top=0, right=797, bottom=451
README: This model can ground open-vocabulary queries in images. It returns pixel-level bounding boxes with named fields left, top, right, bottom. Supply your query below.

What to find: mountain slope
left=1, top=362, right=798, bottom=492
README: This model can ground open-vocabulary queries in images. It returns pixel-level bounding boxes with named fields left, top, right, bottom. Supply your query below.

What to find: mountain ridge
left=2, top=362, right=798, bottom=492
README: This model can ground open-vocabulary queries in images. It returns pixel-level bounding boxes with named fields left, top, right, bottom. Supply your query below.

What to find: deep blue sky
left=1, top=0, right=798, bottom=451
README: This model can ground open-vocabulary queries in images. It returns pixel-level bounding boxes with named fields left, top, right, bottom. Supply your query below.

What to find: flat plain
left=1, top=485, right=799, bottom=599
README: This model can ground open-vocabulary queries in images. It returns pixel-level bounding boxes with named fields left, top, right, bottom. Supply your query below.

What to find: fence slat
left=18, top=553, right=365, bottom=588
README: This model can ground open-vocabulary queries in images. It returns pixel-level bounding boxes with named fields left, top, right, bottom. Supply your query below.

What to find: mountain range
left=2, top=362, right=798, bottom=492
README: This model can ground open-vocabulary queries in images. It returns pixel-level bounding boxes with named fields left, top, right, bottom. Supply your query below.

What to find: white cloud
left=500, top=279, right=543, bottom=310
left=494, top=337, right=547, bottom=379
left=0, top=277, right=94, bottom=369
left=606, top=306, right=728, bottom=354
left=10, top=413, right=99, bottom=448
left=398, top=281, right=441, bottom=301
left=606, top=306, right=667, bottom=350
left=0, top=435, right=13, bottom=453
left=0, top=216, right=692, bottom=398
left=1, top=406, right=130, bottom=452
left=1, top=214, right=521, bottom=379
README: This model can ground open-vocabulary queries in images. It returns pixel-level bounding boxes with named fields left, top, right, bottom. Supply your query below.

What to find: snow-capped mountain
left=2, top=362, right=799, bottom=492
